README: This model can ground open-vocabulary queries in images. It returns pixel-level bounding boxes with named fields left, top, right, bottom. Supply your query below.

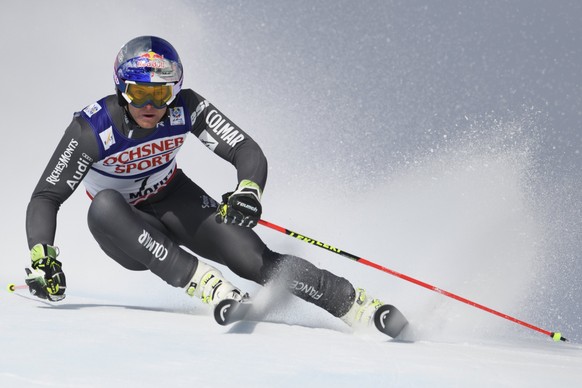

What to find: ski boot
left=340, top=288, right=384, bottom=328
left=186, top=261, right=245, bottom=306
left=341, top=287, right=409, bottom=338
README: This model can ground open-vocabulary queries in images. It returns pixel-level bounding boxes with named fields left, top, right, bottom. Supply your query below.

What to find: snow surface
left=1, top=289, right=581, bottom=387
left=1, top=1, right=581, bottom=387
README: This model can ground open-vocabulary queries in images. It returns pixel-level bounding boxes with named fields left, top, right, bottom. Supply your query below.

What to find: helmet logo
left=137, top=51, right=166, bottom=69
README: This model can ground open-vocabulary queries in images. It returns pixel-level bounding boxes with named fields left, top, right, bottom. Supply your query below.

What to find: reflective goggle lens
left=124, top=82, right=174, bottom=108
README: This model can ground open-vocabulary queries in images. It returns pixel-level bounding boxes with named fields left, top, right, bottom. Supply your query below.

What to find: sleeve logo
left=198, top=130, right=219, bottom=151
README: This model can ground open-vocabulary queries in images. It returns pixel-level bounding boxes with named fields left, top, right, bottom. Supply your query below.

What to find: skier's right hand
left=25, top=244, right=66, bottom=302
left=215, top=180, right=262, bottom=228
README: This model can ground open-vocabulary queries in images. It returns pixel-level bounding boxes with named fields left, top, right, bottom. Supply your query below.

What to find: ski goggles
left=122, top=81, right=175, bottom=109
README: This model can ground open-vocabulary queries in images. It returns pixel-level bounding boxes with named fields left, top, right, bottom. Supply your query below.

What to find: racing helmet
left=114, top=36, right=184, bottom=108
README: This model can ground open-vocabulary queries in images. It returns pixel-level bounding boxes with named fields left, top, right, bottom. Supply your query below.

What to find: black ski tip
left=214, top=299, right=236, bottom=326
left=374, top=304, right=409, bottom=339
left=214, top=298, right=252, bottom=326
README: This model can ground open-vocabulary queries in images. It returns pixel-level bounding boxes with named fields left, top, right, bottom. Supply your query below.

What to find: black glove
left=25, top=244, right=66, bottom=301
left=216, top=180, right=262, bottom=228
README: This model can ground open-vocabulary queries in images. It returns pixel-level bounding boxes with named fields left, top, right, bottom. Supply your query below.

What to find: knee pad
left=88, top=189, right=128, bottom=232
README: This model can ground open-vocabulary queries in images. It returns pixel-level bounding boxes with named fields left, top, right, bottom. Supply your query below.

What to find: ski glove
left=25, top=243, right=66, bottom=301
left=216, top=180, right=262, bottom=228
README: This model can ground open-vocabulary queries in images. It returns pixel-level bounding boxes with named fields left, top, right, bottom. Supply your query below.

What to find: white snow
left=1, top=289, right=581, bottom=387
left=1, top=1, right=581, bottom=387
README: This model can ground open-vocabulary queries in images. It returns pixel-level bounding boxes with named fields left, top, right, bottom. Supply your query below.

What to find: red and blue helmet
left=114, top=36, right=184, bottom=108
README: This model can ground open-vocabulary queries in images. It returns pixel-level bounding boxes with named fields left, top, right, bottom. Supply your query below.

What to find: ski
left=214, top=298, right=253, bottom=326
left=373, top=304, right=409, bottom=338
left=215, top=298, right=408, bottom=339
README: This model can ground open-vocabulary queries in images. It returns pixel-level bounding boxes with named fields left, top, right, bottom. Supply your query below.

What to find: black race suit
left=25, top=89, right=355, bottom=317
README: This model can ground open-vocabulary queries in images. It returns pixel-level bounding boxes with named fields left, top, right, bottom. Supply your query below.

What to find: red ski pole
left=258, top=219, right=567, bottom=342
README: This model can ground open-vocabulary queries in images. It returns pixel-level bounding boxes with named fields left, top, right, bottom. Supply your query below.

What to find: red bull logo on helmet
left=137, top=51, right=166, bottom=69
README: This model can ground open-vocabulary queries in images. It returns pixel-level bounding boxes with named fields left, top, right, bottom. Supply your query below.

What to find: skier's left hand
left=25, top=244, right=66, bottom=302
left=216, top=180, right=262, bottom=228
